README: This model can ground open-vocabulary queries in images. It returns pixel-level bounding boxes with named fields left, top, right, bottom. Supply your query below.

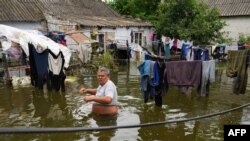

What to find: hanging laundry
left=7, top=42, right=23, bottom=59
left=212, top=45, right=225, bottom=60
left=155, top=61, right=166, bottom=107
left=193, top=47, right=210, bottom=61
left=164, top=60, right=202, bottom=95
left=138, top=60, right=151, bottom=103
left=171, top=37, right=178, bottom=54
left=138, top=60, right=163, bottom=104
left=29, top=44, right=48, bottom=89
left=149, top=31, right=155, bottom=41
left=165, top=37, right=171, bottom=60
left=45, top=31, right=67, bottom=46
left=226, top=49, right=250, bottom=94
left=200, top=60, right=216, bottom=96
left=180, top=40, right=190, bottom=60
left=47, top=50, right=65, bottom=91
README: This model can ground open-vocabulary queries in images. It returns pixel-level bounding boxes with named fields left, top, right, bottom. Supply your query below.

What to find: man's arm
left=79, top=88, right=97, bottom=95
left=83, top=95, right=112, bottom=104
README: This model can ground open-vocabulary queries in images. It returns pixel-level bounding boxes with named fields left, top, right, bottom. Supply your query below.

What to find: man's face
left=97, top=71, right=109, bottom=85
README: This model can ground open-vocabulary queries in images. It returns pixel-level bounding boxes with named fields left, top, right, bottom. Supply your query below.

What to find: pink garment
left=149, top=32, right=154, bottom=41
left=7, top=46, right=23, bottom=59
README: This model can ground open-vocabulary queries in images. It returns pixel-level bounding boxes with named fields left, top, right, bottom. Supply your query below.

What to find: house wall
left=33, top=14, right=155, bottom=51
left=0, top=15, right=78, bottom=33
left=0, top=22, right=46, bottom=31
left=45, top=14, right=77, bottom=32
left=114, top=27, right=153, bottom=48
left=85, top=27, right=153, bottom=48
left=81, top=28, right=92, bottom=38
left=65, top=35, right=79, bottom=51
left=222, top=17, right=250, bottom=42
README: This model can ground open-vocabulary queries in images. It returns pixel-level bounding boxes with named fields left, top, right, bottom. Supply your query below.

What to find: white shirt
left=95, top=80, right=118, bottom=106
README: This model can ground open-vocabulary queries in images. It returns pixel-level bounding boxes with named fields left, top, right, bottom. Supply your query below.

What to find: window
left=98, top=34, right=104, bottom=48
left=134, top=32, right=142, bottom=46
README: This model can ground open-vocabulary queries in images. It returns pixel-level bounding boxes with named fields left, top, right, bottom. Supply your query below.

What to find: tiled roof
left=0, top=0, right=152, bottom=27
left=200, top=0, right=250, bottom=16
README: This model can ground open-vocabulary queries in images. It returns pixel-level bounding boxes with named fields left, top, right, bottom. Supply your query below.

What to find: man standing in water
left=79, top=67, right=118, bottom=115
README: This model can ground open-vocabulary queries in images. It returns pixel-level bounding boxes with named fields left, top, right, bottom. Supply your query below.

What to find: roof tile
left=0, top=0, right=152, bottom=27
left=200, top=0, right=250, bottom=16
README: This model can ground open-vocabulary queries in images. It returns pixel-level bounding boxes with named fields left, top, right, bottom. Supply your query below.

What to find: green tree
left=108, top=0, right=132, bottom=16
left=238, top=33, right=250, bottom=45
left=108, top=0, right=160, bottom=24
left=157, top=0, right=225, bottom=45
left=109, top=0, right=226, bottom=45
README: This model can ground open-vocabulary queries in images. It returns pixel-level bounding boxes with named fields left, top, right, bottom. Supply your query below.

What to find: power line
left=1, top=102, right=250, bottom=134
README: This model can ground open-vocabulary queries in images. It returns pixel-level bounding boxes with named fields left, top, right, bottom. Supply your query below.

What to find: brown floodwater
left=0, top=61, right=250, bottom=141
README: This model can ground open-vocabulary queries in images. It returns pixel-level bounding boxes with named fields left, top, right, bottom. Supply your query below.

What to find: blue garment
left=45, top=32, right=65, bottom=43
left=213, top=45, right=225, bottom=59
left=144, top=54, right=151, bottom=60
left=165, top=43, right=171, bottom=60
left=150, top=62, right=159, bottom=86
left=193, top=48, right=209, bottom=61
left=138, top=60, right=151, bottom=92
left=143, top=83, right=155, bottom=103
left=180, top=42, right=190, bottom=60
left=138, top=60, right=158, bottom=103
left=32, top=47, right=48, bottom=89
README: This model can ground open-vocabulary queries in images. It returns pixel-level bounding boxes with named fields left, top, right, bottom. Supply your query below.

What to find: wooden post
left=2, top=53, right=12, bottom=86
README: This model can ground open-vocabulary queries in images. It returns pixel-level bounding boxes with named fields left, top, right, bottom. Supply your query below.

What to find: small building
left=0, top=0, right=154, bottom=51
left=65, top=31, right=92, bottom=64
left=201, top=0, right=250, bottom=42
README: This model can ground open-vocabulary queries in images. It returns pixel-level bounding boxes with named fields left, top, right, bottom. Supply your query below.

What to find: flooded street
left=0, top=61, right=250, bottom=141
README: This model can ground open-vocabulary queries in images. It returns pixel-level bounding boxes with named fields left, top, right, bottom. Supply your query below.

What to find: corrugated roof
left=200, top=0, right=250, bottom=16
left=67, top=15, right=152, bottom=27
left=0, top=0, right=152, bottom=27
left=0, top=0, right=45, bottom=22
left=39, top=0, right=119, bottom=18
left=39, top=0, right=151, bottom=27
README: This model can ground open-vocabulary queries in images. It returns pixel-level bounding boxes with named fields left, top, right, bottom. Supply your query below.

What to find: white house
left=0, top=0, right=154, bottom=51
left=201, top=0, right=250, bottom=42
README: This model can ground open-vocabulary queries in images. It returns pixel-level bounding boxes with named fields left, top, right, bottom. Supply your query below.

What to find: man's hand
left=79, top=87, right=88, bottom=94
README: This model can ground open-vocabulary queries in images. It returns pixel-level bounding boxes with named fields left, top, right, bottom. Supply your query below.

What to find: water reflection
left=32, top=90, right=69, bottom=127
left=0, top=62, right=250, bottom=141
left=91, top=114, right=117, bottom=141
left=32, top=91, right=50, bottom=120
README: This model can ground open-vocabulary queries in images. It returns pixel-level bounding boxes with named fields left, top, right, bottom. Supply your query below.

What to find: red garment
left=60, top=39, right=67, bottom=46
left=173, top=38, right=178, bottom=49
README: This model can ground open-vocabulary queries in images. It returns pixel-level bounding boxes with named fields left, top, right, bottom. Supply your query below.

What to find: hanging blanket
left=164, top=60, right=202, bottom=94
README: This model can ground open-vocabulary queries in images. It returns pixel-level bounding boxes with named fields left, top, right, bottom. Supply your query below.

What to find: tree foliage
left=108, top=0, right=160, bottom=24
left=108, top=0, right=226, bottom=45
left=238, top=33, right=250, bottom=44
left=157, top=0, right=225, bottom=45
